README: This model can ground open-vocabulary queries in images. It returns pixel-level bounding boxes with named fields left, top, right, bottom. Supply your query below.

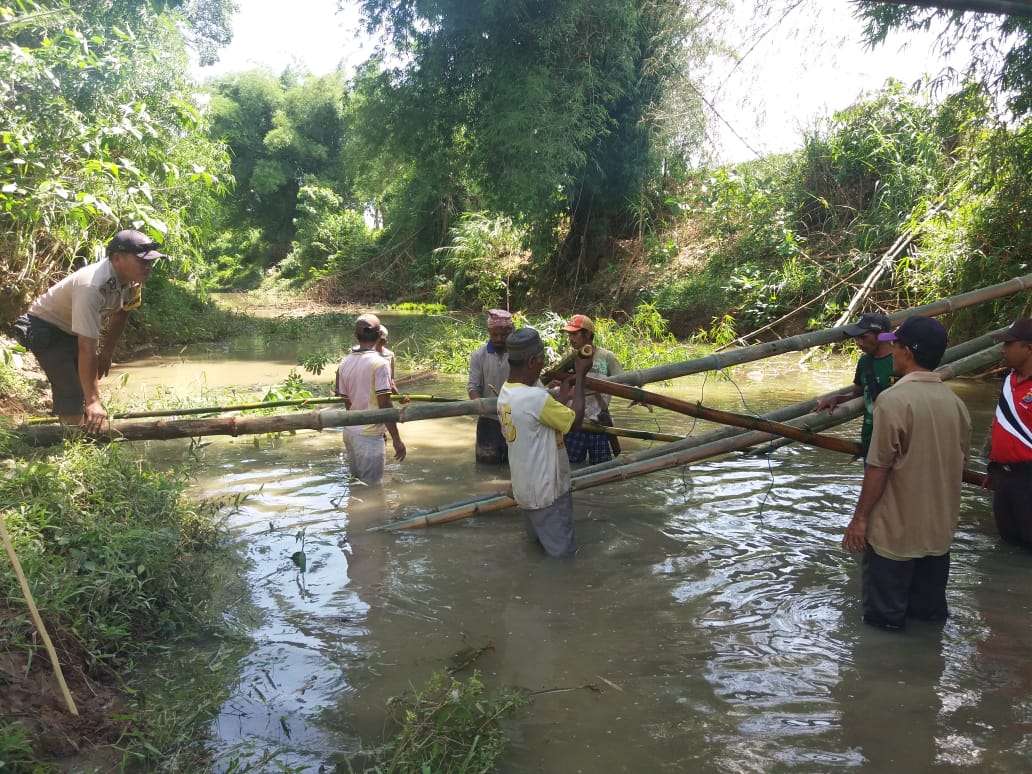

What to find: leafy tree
left=854, top=0, right=1032, bottom=116
left=0, top=0, right=230, bottom=322
left=205, top=68, right=351, bottom=268
left=350, top=0, right=724, bottom=280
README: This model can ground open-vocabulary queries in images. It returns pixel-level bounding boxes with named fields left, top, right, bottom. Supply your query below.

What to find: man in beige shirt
left=841, top=316, right=971, bottom=630
left=13, top=229, right=164, bottom=433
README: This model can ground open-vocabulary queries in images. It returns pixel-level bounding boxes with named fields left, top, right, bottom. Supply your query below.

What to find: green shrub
left=0, top=443, right=229, bottom=672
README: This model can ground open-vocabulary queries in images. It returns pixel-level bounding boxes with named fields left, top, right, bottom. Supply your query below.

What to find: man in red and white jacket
left=986, top=317, right=1032, bottom=548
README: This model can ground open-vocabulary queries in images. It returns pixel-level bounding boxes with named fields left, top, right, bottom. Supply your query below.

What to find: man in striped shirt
left=986, top=317, right=1032, bottom=547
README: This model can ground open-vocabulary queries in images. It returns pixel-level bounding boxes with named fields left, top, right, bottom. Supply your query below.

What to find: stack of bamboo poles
left=375, top=340, right=1000, bottom=531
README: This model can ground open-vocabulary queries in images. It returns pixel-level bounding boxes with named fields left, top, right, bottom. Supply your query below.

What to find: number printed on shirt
left=500, top=405, right=516, bottom=442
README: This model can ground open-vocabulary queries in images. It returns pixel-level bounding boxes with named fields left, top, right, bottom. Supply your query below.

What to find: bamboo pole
left=582, top=421, right=683, bottom=443
left=22, top=393, right=461, bottom=425
left=373, top=398, right=830, bottom=531
left=544, top=368, right=871, bottom=457
left=378, top=389, right=987, bottom=531
left=17, top=399, right=498, bottom=447
left=743, top=334, right=1004, bottom=456
left=605, top=273, right=1032, bottom=389
left=834, top=201, right=946, bottom=329
left=0, top=510, right=78, bottom=715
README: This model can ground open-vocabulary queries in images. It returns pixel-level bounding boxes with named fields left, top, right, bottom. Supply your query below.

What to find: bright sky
left=192, top=0, right=968, bottom=163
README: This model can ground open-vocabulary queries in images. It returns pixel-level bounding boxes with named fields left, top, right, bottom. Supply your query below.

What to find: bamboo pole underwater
left=0, top=510, right=79, bottom=715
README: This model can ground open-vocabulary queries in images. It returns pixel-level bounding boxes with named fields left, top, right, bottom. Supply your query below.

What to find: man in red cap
left=11, top=229, right=165, bottom=433
left=560, top=314, right=624, bottom=464
left=467, top=309, right=514, bottom=464
left=985, top=317, right=1032, bottom=547
left=841, top=316, right=970, bottom=630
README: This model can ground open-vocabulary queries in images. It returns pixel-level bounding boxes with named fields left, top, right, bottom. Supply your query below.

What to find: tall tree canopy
left=0, top=0, right=231, bottom=319
left=206, top=68, right=351, bottom=255
left=854, top=0, right=1032, bottom=116
left=350, top=0, right=724, bottom=272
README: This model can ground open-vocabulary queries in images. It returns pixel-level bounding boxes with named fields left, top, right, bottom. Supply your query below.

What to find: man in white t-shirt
left=497, top=328, right=590, bottom=557
left=12, top=229, right=165, bottom=433
left=335, top=313, right=407, bottom=485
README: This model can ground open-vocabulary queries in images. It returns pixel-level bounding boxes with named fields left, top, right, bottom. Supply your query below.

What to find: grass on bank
left=0, top=434, right=243, bottom=772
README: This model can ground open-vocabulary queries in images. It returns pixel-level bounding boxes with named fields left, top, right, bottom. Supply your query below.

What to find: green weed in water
left=346, top=670, right=525, bottom=774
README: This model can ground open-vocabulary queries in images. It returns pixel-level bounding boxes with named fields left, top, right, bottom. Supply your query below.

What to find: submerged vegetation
left=347, top=670, right=525, bottom=773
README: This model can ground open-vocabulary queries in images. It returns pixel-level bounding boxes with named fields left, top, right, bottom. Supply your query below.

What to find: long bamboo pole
left=741, top=329, right=1005, bottom=455
left=555, top=369, right=988, bottom=485
left=544, top=369, right=871, bottom=457
left=22, top=393, right=461, bottom=425
left=0, top=510, right=78, bottom=715
left=604, top=274, right=1032, bottom=389
left=16, top=399, right=498, bottom=447
left=374, top=404, right=820, bottom=532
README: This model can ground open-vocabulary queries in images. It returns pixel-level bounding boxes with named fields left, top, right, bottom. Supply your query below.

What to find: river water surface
left=108, top=328, right=1032, bottom=773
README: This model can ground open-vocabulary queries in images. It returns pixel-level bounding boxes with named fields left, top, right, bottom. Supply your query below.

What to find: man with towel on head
left=467, top=309, right=515, bottom=464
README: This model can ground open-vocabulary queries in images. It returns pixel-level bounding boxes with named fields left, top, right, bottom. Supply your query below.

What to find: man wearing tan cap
left=985, top=317, right=1032, bottom=547
left=11, top=228, right=165, bottom=433
left=467, top=309, right=514, bottom=464
left=335, top=313, right=406, bottom=485
left=560, top=314, right=624, bottom=464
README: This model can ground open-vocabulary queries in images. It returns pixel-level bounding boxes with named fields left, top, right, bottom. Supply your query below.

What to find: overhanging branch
left=864, top=0, right=1032, bottom=19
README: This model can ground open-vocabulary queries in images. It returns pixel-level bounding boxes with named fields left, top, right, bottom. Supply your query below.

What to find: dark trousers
left=12, top=314, right=83, bottom=416
left=988, top=461, right=1032, bottom=548
left=475, top=416, right=508, bottom=464
left=861, top=547, right=950, bottom=630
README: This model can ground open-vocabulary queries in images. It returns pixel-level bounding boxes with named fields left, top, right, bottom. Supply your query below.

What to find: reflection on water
left=121, top=339, right=1032, bottom=772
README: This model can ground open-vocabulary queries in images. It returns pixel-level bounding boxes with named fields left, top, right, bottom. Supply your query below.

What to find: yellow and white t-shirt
left=497, top=381, right=575, bottom=509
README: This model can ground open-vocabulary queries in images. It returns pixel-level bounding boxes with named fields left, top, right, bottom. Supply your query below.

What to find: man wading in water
left=814, top=312, right=895, bottom=459
left=498, top=328, right=590, bottom=558
left=335, top=313, right=407, bottom=485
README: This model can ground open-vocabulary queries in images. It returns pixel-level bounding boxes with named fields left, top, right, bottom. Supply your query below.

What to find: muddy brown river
left=106, top=327, right=1031, bottom=773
